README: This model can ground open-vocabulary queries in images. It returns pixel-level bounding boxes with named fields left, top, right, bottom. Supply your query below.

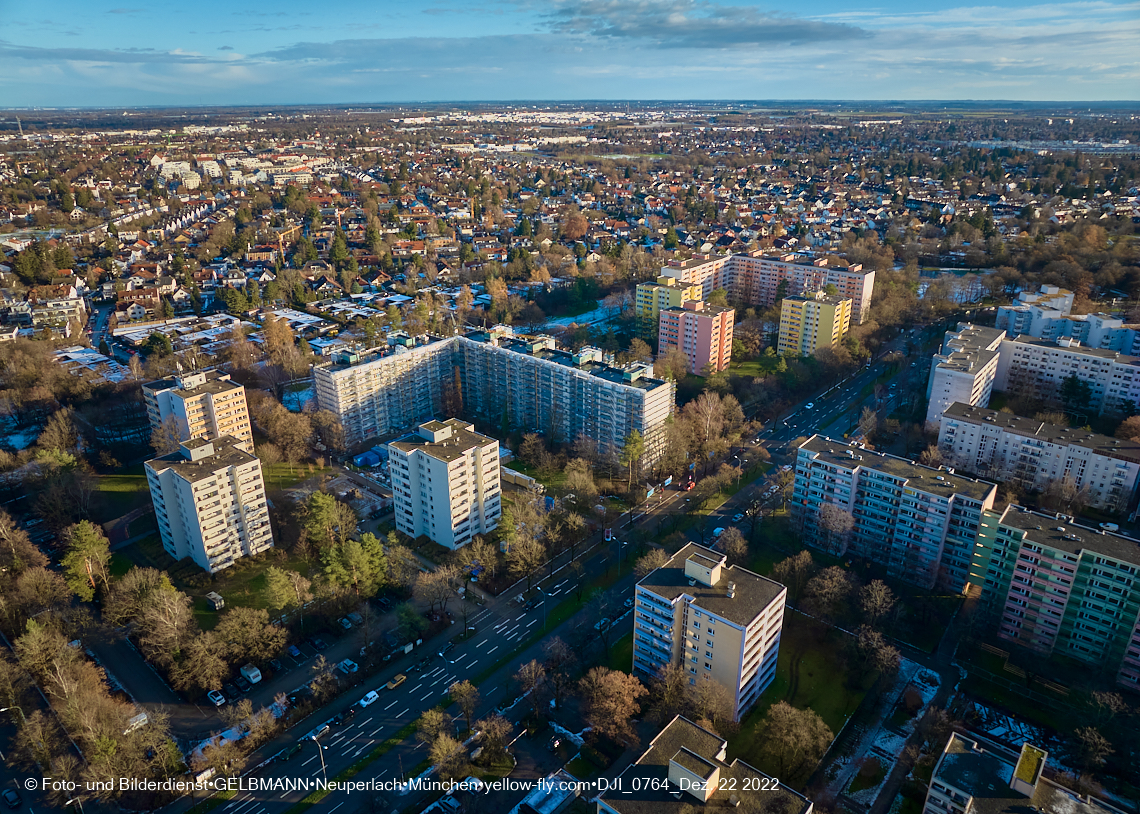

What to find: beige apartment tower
left=145, top=436, right=274, bottom=574
left=633, top=543, right=785, bottom=720
left=777, top=290, right=852, bottom=357
left=388, top=419, right=502, bottom=550
left=143, top=370, right=254, bottom=454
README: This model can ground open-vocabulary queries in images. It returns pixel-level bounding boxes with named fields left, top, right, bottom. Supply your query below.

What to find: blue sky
left=1, top=0, right=1137, bottom=106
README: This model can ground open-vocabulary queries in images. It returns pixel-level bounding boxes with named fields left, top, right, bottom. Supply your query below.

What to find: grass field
left=606, top=632, right=633, bottom=672
left=726, top=612, right=864, bottom=778
left=95, top=465, right=151, bottom=519
left=263, top=462, right=333, bottom=492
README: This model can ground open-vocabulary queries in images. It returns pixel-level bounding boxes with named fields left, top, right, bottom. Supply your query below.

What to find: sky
left=1, top=0, right=1138, bottom=106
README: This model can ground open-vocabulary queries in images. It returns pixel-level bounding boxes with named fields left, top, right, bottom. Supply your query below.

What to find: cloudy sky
left=1, top=0, right=1138, bottom=106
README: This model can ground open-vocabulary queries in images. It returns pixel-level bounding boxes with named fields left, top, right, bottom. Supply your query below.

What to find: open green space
left=849, top=758, right=888, bottom=793
left=263, top=462, right=333, bottom=492
left=606, top=632, right=633, bottom=672
left=502, top=459, right=567, bottom=491
left=95, top=465, right=151, bottom=519
left=726, top=613, right=865, bottom=777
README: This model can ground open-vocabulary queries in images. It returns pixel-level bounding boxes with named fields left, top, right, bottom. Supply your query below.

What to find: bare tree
left=858, top=580, right=897, bottom=630
left=817, top=503, right=855, bottom=556
left=514, top=660, right=546, bottom=719
left=771, top=550, right=815, bottom=603
left=634, top=548, right=669, bottom=578
left=578, top=667, right=648, bottom=747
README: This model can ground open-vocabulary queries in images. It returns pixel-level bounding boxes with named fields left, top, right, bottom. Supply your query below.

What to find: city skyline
left=2, top=0, right=1139, bottom=106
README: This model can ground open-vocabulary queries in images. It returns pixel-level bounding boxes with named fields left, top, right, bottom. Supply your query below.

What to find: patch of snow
left=283, top=384, right=314, bottom=412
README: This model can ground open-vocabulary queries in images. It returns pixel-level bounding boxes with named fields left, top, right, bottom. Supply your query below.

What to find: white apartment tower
left=633, top=543, right=785, bottom=720
left=145, top=437, right=273, bottom=574
left=388, top=419, right=502, bottom=550
left=143, top=370, right=254, bottom=454
left=925, top=323, right=1006, bottom=427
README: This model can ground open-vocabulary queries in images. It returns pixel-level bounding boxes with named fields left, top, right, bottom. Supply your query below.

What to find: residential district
left=0, top=103, right=1138, bottom=814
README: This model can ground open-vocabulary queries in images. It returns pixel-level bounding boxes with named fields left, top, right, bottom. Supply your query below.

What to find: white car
left=359, top=691, right=379, bottom=708
left=805, top=402, right=815, bottom=409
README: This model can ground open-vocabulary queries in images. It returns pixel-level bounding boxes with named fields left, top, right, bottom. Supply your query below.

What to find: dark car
left=2, top=789, right=21, bottom=809
left=267, top=658, right=283, bottom=674
left=333, top=708, right=356, bottom=725
left=223, top=683, right=241, bottom=703
left=277, top=742, right=304, bottom=763
left=310, top=637, right=329, bottom=652
left=234, top=675, right=252, bottom=694
left=377, top=597, right=393, bottom=611
left=523, top=596, right=541, bottom=611
left=287, top=645, right=302, bottom=659
left=412, top=657, right=432, bottom=673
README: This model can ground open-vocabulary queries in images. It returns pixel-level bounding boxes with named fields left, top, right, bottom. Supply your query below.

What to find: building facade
left=994, top=284, right=1075, bottom=337
left=314, top=329, right=676, bottom=466
left=657, top=300, right=734, bottom=375
left=145, top=437, right=273, bottom=574
left=598, top=716, right=812, bottom=814
left=924, top=733, right=1123, bottom=814
left=388, top=419, right=501, bottom=550
left=143, top=370, right=254, bottom=454
left=777, top=290, right=852, bottom=357
left=937, top=402, right=1140, bottom=512
left=792, top=436, right=997, bottom=591
left=969, top=505, right=1140, bottom=691
left=994, top=336, right=1140, bottom=418
left=925, top=323, right=1006, bottom=427
left=659, top=251, right=875, bottom=324
left=635, top=276, right=702, bottom=339
left=633, top=543, right=785, bottom=720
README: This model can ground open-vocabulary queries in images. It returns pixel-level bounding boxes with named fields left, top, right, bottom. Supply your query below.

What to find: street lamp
left=311, top=736, right=328, bottom=781
left=0, top=707, right=26, bottom=724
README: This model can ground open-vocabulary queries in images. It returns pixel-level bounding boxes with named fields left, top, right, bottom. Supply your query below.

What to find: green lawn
left=503, top=460, right=567, bottom=491
left=726, top=613, right=865, bottom=778
left=606, top=632, right=633, bottom=672
left=263, top=462, right=333, bottom=492
left=95, top=466, right=151, bottom=520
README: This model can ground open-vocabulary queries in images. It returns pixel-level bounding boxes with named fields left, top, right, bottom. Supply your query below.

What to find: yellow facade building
left=777, top=290, right=852, bottom=356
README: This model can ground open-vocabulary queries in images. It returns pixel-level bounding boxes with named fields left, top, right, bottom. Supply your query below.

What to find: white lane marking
left=301, top=755, right=317, bottom=766
left=526, top=618, right=539, bottom=628
left=477, top=638, right=489, bottom=646
left=488, top=645, right=499, bottom=654
left=328, top=804, right=345, bottom=814
left=370, top=725, right=384, bottom=736
left=420, top=691, right=433, bottom=701
left=397, top=707, right=409, bottom=717
left=329, top=734, right=346, bottom=746
left=384, top=699, right=399, bottom=710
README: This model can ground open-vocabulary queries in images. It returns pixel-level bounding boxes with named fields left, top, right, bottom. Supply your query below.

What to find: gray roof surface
left=997, top=505, right=1140, bottom=567
left=145, top=436, right=256, bottom=483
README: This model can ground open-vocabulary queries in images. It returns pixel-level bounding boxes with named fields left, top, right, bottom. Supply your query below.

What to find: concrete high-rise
left=777, top=291, right=852, bottom=357
left=635, top=276, right=702, bottom=339
left=388, top=419, right=501, bottom=550
left=145, top=437, right=273, bottom=573
left=657, top=300, right=735, bottom=376
left=143, top=370, right=254, bottom=454
left=632, top=543, right=785, bottom=720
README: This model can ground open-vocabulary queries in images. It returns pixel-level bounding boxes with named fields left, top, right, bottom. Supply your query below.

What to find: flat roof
left=388, top=418, right=495, bottom=463
left=942, top=403, right=1140, bottom=464
left=996, top=505, right=1140, bottom=566
left=800, top=435, right=997, bottom=501
left=143, top=370, right=242, bottom=399
left=145, top=436, right=257, bottom=483
left=1007, top=336, right=1140, bottom=363
left=638, top=543, right=784, bottom=627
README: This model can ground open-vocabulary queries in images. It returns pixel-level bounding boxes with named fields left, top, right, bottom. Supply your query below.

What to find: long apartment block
left=659, top=251, right=875, bottom=324
left=145, top=436, right=274, bottom=574
left=938, top=402, right=1140, bottom=512
left=792, top=435, right=998, bottom=591
left=388, top=419, right=501, bottom=550
left=926, top=323, right=1140, bottom=426
left=633, top=543, right=785, bottom=720
left=143, top=370, right=254, bottom=453
left=313, top=327, right=675, bottom=464
left=970, top=505, right=1140, bottom=690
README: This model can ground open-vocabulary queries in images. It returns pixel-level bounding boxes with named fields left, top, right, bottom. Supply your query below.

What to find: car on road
left=732, top=512, right=744, bottom=523
left=360, top=691, right=380, bottom=708
left=805, top=402, right=814, bottom=409
left=287, top=645, right=302, bottom=659
left=594, top=618, right=611, bottom=632
left=308, top=724, right=330, bottom=741
left=277, top=742, right=304, bottom=763
left=412, top=657, right=432, bottom=673
left=310, top=637, right=329, bottom=652
left=3, top=789, right=23, bottom=809
left=333, top=708, right=356, bottom=725
left=234, top=675, right=252, bottom=694
left=523, top=596, right=541, bottom=611
left=623, top=597, right=634, bottom=609
left=438, top=643, right=455, bottom=660
left=387, top=674, right=407, bottom=690
left=207, top=690, right=226, bottom=707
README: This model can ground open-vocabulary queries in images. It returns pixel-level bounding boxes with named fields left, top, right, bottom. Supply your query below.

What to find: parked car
left=267, top=658, right=283, bottom=674
left=593, top=618, right=611, bottom=632
left=360, top=691, right=380, bottom=708
left=386, top=674, right=407, bottom=690
left=310, top=637, right=329, bottom=652
left=338, top=617, right=353, bottom=631
left=3, top=789, right=22, bottom=809
left=287, top=645, right=302, bottom=659
left=337, top=659, right=359, bottom=675
left=623, top=597, right=634, bottom=609
left=377, top=597, right=393, bottom=611
left=234, top=676, right=252, bottom=694
left=222, top=683, right=240, bottom=703
left=347, top=612, right=364, bottom=626
left=207, top=690, right=226, bottom=707
left=547, top=736, right=562, bottom=751
left=732, top=513, right=745, bottom=522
